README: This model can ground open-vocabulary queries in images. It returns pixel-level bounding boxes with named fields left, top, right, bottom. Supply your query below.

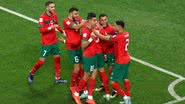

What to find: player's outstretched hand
left=58, top=36, right=66, bottom=44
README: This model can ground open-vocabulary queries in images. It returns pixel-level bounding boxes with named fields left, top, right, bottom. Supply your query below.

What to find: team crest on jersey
left=66, top=21, right=71, bottom=25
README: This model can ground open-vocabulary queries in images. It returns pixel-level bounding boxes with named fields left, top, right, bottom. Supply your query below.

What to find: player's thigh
left=83, top=55, right=97, bottom=73
left=51, top=43, right=61, bottom=56
left=107, top=53, right=115, bottom=67
left=97, top=54, right=105, bottom=69
left=121, top=62, right=130, bottom=80
left=67, top=48, right=82, bottom=64
left=110, top=63, right=130, bottom=82
left=39, top=45, right=52, bottom=58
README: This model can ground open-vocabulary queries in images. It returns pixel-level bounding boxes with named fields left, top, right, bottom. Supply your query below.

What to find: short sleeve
left=110, top=34, right=124, bottom=41
left=38, top=16, right=44, bottom=28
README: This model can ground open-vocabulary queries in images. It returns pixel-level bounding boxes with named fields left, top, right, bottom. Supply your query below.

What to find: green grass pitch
left=0, top=0, right=185, bottom=104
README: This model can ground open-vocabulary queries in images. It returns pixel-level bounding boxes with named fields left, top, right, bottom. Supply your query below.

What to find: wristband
left=88, top=38, right=93, bottom=43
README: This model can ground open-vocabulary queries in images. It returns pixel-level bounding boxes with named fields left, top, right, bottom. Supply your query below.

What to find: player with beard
left=28, top=1, right=67, bottom=84
left=59, top=7, right=86, bottom=94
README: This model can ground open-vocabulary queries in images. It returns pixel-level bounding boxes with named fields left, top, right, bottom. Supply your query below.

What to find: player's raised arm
left=54, top=14, right=64, bottom=34
left=93, top=29, right=110, bottom=41
left=68, top=8, right=86, bottom=30
left=38, top=17, right=56, bottom=33
left=81, top=33, right=94, bottom=48
left=72, top=19, right=86, bottom=30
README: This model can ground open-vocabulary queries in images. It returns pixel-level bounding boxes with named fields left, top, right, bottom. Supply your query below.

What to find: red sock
left=54, top=57, right=61, bottom=79
left=100, top=71, right=110, bottom=94
left=76, top=79, right=86, bottom=93
left=124, top=80, right=131, bottom=96
left=108, top=67, right=112, bottom=75
left=111, top=82, right=125, bottom=97
left=70, top=71, right=78, bottom=87
left=30, top=60, right=44, bottom=75
left=88, top=78, right=96, bottom=96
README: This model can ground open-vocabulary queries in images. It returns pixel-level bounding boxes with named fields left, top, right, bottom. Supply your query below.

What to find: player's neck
left=118, top=29, right=124, bottom=34
left=68, top=15, right=73, bottom=20
left=45, top=11, right=52, bottom=17
left=86, top=23, right=92, bottom=30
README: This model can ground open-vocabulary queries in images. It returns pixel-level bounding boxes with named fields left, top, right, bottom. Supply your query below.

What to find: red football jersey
left=82, top=27, right=97, bottom=57
left=38, top=12, right=63, bottom=45
left=94, top=27, right=103, bottom=54
left=110, top=31, right=130, bottom=64
left=100, top=24, right=115, bottom=54
left=63, top=17, right=82, bottom=50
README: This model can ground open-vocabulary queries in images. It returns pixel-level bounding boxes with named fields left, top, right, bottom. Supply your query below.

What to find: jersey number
left=125, top=39, right=129, bottom=51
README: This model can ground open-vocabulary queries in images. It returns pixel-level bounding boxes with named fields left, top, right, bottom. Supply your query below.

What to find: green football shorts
left=96, top=53, right=105, bottom=69
left=110, top=62, right=130, bottom=82
left=83, top=55, right=97, bottom=72
left=106, top=53, right=115, bottom=67
left=67, top=48, right=82, bottom=64
left=40, top=43, right=60, bottom=58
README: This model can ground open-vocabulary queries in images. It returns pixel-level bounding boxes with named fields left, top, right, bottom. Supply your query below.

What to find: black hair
left=87, top=12, right=96, bottom=20
left=115, top=20, right=125, bottom=28
left=99, top=13, right=107, bottom=19
left=45, top=1, right=54, bottom=7
left=69, top=7, right=79, bottom=13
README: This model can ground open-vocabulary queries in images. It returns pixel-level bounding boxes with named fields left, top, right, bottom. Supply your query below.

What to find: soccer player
left=28, top=1, right=67, bottom=84
left=72, top=12, right=98, bottom=104
left=60, top=7, right=86, bottom=92
left=95, top=14, right=116, bottom=98
left=93, top=20, right=132, bottom=104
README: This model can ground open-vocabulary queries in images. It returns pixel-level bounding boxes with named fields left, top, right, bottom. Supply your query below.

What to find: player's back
left=113, top=31, right=130, bottom=64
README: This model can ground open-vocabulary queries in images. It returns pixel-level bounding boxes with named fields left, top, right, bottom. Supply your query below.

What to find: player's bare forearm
left=56, top=25, right=63, bottom=34
left=93, top=30, right=110, bottom=41
left=82, top=41, right=90, bottom=48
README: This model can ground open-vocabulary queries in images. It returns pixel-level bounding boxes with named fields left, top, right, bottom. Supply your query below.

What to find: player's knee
left=83, top=72, right=90, bottom=81
left=124, top=79, right=129, bottom=82
left=99, top=68, right=105, bottom=72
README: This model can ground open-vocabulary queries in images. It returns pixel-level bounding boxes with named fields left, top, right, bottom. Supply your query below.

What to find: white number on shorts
left=74, top=56, right=79, bottom=63
left=90, top=65, right=94, bottom=72
left=43, top=50, right=47, bottom=56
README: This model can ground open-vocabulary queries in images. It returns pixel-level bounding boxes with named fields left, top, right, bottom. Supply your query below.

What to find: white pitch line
left=131, top=57, right=185, bottom=79
left=0, top=6, right=38, bottom=23
left=165, top=96, right=185, bottom=104
left=168, top=79, right=184, bottom=100
left=0, top=6, right=184, bottom=80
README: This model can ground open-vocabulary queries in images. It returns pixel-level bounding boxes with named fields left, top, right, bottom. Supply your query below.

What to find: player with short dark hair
left=72, top=12, right=98, bottom=104
left=59, top=7, right=86, bottom=93
left=94, top=13, right=116, bottom=99
left=93, top=20, right=132, bottom=104
left=28, top=1, right=67, bottom=84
